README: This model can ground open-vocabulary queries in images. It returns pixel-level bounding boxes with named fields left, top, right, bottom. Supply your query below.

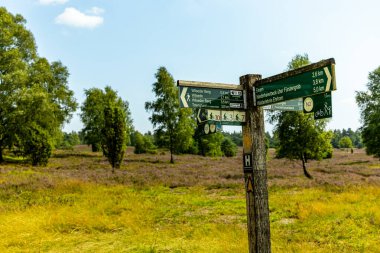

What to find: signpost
left=178, top=80, right=245, bottom=109
left=178, top=58, right=336, bottom=253
left=263, top=98, right=303, bottom=111
left=255, top=58, right=336, bottom=106
left=197, top=108, right=246, bottom=126
left=264, top=92, right=333, bottom=120
left=198, top=121, right=222, bottom=135
left=303, top=91, right=332, bottom=119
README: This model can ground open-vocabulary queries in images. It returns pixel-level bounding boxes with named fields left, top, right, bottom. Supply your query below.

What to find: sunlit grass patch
left=0, top=147, right=379, bottom=252
left=0, top=181, right=249, bottom=252
left=270, top=186, right=380, bottom=252
left=368, top=164, right=380, bottom=169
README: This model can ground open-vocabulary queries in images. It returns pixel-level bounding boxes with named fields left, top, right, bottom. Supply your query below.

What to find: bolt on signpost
left=177, top=58, right=336, bottom=253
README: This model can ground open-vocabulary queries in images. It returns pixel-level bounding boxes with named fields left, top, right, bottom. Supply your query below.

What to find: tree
left=0, top=8, right=77, bottom=165
left=221, top=136, right=237, bottom=157
left=22, top=125, right=52, bottom=166
left=339, top=136, right=353, bottom=149
left=270, top=54, right=333, bottom=178
left=356, top=66, right=380, bottom=157
left=331, top=128, right=363, bottom=149
left=0, top=7, right=36, bottom=162
left=56, top=131, right=81, bottom=150
left=145, top=67, right=194, bottom=163
left=101, top=106, right=126, bottom=172
left=81, top=86, right=133, bottom=152
left=133, top=131, right=156, bottom=154
left=198, top=132, right=225, bottom=157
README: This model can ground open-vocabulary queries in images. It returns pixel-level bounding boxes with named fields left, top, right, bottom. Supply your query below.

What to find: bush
left=199, top=132, right=224, bottom=157
left=221, top=137, right=237, bottom=157
left=134, top=131, right=157, bottom=154
left=339, top=136, right=353, bottom=149
left=101, top=107, right=126, bottom=170
left=22, top=127, right=52, bottom=166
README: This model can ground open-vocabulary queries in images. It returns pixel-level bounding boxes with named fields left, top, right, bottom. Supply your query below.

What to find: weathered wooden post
left=240, top=74, right=271, bottom=253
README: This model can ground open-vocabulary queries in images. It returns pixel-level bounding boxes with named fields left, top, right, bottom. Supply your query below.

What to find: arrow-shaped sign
left=324, top=67, right=332, bottom=92
left=197, top=109, right=208, bottom=123
left=178, top=81, right=245, bottom=109
left=254, top=58, right=336, bottom=106
left=180, top=87, right=188, bottom=108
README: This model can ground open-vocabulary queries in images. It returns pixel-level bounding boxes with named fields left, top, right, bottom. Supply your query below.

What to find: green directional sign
left=303, top=92, right=332, bottom=119
left=178, top=81, right=245, bottom=109
left=196, top=109, right=246, bottom=126
left=255, top=58, right=336, bottom=106
left=263, top=98, right=303, bottom=111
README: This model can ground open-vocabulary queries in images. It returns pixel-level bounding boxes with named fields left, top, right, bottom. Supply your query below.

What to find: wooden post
left=240, top=74, right=271, bottom=253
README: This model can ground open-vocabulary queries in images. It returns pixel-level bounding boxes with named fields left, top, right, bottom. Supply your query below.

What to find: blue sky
left=2, top=0, right=380, bottom=134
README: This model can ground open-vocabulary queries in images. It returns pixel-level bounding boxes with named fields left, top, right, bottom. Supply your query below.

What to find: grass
left=0, top=147, right=379, bottom=252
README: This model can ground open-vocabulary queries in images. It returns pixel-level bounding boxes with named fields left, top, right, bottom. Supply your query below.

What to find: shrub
left=221, top=137, right=237, bottom=157
left=22, top=127, right=52, bottom=166
left=134, top=131, right=157, bottom=154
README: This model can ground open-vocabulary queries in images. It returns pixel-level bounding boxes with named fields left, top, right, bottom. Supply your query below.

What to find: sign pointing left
left=180, top=87, right=189, bottom=108
left=178, top=80, right=245, bottom=109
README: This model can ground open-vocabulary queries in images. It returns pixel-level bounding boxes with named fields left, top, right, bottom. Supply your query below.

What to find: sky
left=2, top=0, right=380, bottom=134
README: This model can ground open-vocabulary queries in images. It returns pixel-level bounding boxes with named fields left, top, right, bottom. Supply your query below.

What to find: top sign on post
left=254, top=58, right=336, bottom=106
left=178, top=80, right=245, bottom=109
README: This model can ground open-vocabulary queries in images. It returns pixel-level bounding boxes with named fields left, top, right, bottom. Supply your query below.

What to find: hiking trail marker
left=178, top=58, right=336, bottom=253
left=178, top=80, right=246, bottom=110
left=255, top=58, right=336, bottom=106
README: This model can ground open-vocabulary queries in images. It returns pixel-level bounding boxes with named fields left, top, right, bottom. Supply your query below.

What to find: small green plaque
left=303, top=92, right=332, bottom=119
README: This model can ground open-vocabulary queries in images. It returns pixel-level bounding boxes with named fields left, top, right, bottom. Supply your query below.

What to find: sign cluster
left=177, top=58, right=337, bottom=251
left=178, top=81, right=247, bottom=135
left=178, top=58, right=336, bottom=133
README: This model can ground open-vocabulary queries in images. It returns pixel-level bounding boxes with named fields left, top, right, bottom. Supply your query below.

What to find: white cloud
left=55, top=7, right=104, bottom=29
left=38, top=0, right=69, bottom=5
left=86, top=7, right=105, bottom=15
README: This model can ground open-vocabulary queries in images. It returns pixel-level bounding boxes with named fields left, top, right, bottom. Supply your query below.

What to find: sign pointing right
left=254, top=58, right=336, bottom=106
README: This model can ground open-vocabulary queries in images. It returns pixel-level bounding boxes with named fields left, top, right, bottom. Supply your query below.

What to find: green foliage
left=270, top=54, right=333, bottom=178
left=0, top=8, right=77, bottom=165
left=80, top=86, right=133, bottom=152
left=274, top=112, right=333, bottom=160
left=287, top=53, right=311, bottom=70
left=331, top=128, right=362, bottom=148
left=145, top=67, right=195, bottom=163
left=199, top=132, right=224, bottom=157
left=339, top=136, right=353, bottom=149
left=56, top=131, right=81, bottom=150
left=265, top=131, right=277, bottom=148
left=134, top=131, right=157, bottom=154
left=221, top=137, right=237, bottom=157
left=222, top=131, right=243, bottom=146
left=21, top=126, right=52, bottom=166
left=356, top=66, right=380, bottom=157
left=174, top=108, right=197, bottom=154
left=101, top=106, right=127, bottom=171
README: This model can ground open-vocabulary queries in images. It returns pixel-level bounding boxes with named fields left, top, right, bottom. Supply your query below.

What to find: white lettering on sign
left=230, top=90, right=242, bottom=96
left=244, top=154, right=252, bottom=167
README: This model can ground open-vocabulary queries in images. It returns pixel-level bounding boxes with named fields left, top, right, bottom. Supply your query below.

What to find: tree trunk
left=241, top=74, right=271, bottom=253
left=169, top=134, right=174, bottom=164
left=301, top=154, right=313, bottom=179
left=0, top=149, right=3, bottom=163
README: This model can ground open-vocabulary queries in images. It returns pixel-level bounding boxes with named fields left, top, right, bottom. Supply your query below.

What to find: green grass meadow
left=0, top=147, right=379, bottom=252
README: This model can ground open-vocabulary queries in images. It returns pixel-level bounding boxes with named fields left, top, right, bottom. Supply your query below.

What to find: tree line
left=1, top=8, right=379, bottom=177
